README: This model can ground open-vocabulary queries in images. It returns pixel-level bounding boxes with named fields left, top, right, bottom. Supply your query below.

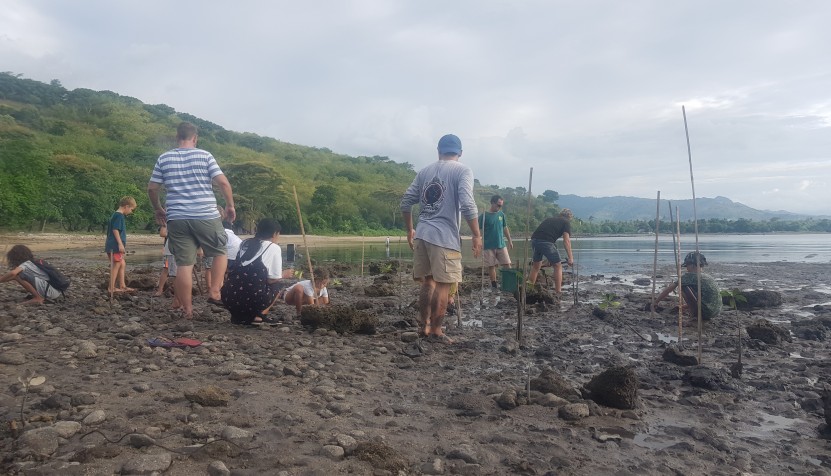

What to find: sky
left=2, top=1, right=830, bottom=215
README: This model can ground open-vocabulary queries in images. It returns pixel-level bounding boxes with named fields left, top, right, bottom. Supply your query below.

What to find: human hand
left=567, top=258, right=573, bottom=267
left=118, top=244, right=125, bottom=253
left=508, top=242, right=514, bottom=250
left=154, top=208, right=166, bottom=225
left=225, top=205, right=236, bottom=223
left=407, top=229, right=415, bottom=250
left=472, top=236, right=483, bottom=258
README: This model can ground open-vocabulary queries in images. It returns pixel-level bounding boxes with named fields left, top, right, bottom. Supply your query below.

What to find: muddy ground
left=0, top=252, right=829, bottom=475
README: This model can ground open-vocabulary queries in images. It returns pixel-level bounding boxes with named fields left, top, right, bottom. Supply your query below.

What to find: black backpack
left=33, top=259, right=71, bottom=294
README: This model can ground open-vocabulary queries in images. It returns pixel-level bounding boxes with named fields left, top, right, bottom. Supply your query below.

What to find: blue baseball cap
left=437, top=134, right=462, bottom=155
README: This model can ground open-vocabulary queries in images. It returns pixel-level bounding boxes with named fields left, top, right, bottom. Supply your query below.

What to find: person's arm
left=653, top=281, right=679, bottom=309
left=503, top=223, right=513, bottom=250
left=147, top=181, right=166, bottom=225
left=0, top=266, right=23, bottom=283
left=212, top=174, right=236, bottom=223
left=113, top=229, right=125, bottom=253
left=562, top=232, right=573, bottom=266
left=466, top=217, right=482, bottom=258
left=402, top=211, right=415, bottom=250
left=159, top=225, right=167, bottom=238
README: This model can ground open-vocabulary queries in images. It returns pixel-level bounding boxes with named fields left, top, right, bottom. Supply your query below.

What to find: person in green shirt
left=654, top=251, right=722, bottom=320
left=479, top=195, right=514, bottom=289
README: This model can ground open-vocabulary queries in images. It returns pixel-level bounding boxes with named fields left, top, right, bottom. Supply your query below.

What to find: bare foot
left=427, top=333, right=455, bottom=344
left=22, top=298, right=45, bottom=305
left=152, top=291, right=164, bottom=297
left=117, top=287, right=137, bottom=293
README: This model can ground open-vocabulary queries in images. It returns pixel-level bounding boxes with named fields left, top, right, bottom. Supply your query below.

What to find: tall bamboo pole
left=669, top=203, right=684, bottom=345
left=651, top=191, right=661, bottom=318
left=293, top=186, right=316, bottom=304
left=480, top=202, right=486, bottom=307
left=518, top=168, right=533, bottom=342
left=682, top=106, right=704, bottom=362
left=360, top=235, right=365, bottom=280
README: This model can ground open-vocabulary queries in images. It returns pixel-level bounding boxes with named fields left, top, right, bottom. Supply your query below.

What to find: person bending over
left=1, top=245, right=63, bottom=304
left=653, top=251, right=722, bottom=320
left=284, top=268, right=331, bottom=317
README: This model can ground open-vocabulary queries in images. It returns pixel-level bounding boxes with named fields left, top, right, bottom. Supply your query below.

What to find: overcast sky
left=2, top=1, right=830, bottom=215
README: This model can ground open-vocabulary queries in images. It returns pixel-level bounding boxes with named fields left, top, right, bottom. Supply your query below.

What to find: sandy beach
left=0, top=234, right=829, bottom=475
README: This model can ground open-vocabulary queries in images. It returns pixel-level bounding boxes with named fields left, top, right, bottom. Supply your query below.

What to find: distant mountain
left=557, top=194, right=815, bottom=222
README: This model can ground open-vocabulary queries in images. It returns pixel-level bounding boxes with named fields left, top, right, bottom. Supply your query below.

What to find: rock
left=448, top=394, right=494, bottom=416
left=71, top=392, right=97, bottom=407
left=584, top=366, right=638, bottom=409
left=120, top=453, right=172, bottom=474
left=420, top=458, right=445, bottom=475
left=633, top=278, right=652, bottom=286
left=535, top=393, right=570, bottom=408
left=495, top=389, right=518, bottom=410
left=364, top=283, right=395, bottom=297
left=208, top=460, right=231, bottom=476
left=300, top=304, right=378, bottom=334
left=76, top=340, right=98, bottom=359
left=321, top=445, right=345, bottom=461
left=735, top=290, right=782, bottom=310
left=530, top=369, right=581, bottom=401
left=0, top=352, right=26, bottom=365
left=683, top=366, right=739, bottom=391
left=499, top=338, right=518, bottom=354
left=559, top=403, right=590, bottom=421
left=220, top=426, right=251, bottom=439
left=82, top=409, right=106, bottom=425
left=42, top=394, right=71, bottom=410
left=354, top=441, right=409, bottom=472
left=0, top=332, right=23, bottom=342
left=335, top=434, right=358, bottom=455
left=18, top=427, right=60, bottom=457
left=662, top=346, right=699, bottom=366
left=746, top=319, right=791, bottom=345
left=823, top=387, right=831, bottom=427
left=52, top=421, right=81, bottom=438
left=185, top=385, right=230, bottom=407
left=400, top=332, right=419, bottom=343
left=128, top=433, right=155, bottom=448
left=791, top=321, right=827, bottom=341
left=447, top=444, right=481, bottom=464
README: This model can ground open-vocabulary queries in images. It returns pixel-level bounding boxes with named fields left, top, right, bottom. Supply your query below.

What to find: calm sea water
left=48, top=233, right=830, bottom=277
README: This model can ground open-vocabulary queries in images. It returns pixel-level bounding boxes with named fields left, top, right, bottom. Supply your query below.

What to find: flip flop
left=207, top=298, right=224, bottom=306
left=147, top=337, right=187, bottom=348
left=173, top=337, right=202, bottom=347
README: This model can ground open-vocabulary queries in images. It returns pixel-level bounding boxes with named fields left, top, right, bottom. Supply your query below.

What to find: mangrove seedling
left=720, top=289, right=747, bottom=378
left=598, top=293, right=621, bottom=310
left=17, top=370, right=46, bottom=432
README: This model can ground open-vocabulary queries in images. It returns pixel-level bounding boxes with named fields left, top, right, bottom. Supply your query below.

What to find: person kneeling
left=284, top=268, right=330, bottom=318
left=221, top=218, right=284, bottom=325
left=1, top=245, right=64, bottom=304
left=653, top=251, right=722, bottom=321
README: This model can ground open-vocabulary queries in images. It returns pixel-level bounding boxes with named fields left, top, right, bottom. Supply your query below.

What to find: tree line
left=2, top=73, right=826, bottom=236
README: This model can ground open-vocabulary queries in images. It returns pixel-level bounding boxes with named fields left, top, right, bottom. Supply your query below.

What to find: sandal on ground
left=206, top=297, right=224, bottom=306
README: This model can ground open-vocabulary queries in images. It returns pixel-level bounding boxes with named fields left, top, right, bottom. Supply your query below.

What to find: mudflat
left=0, top=245, right=829, bottom=474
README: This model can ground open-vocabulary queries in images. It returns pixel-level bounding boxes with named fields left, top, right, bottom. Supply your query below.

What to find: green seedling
left=17, top=370, right=46, bottom=432
left=293, top=269, right=304, bottom=280
left=720, top=289, right=747, bottom=311
left=720, top=289, right=747, bottom=377
left=598, top=293, right=621, bottom=310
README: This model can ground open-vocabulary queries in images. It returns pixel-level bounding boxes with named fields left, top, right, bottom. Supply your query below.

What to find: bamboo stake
left=360, top=235, right=365, bottom=280
left=480, top=203, right=486, bottom=307
left=572, top=236, right=579, bottom=306
left=518, top=168, right=533, bottom=342
left=455, top=285, right=463, bottom=329
left=651, top=191, right=661, bottom=318
left=669, top=203, right=684, bottom=345
left=293, top=186, right=316, bottom=304
left=682, top=106, right=704, bottom=362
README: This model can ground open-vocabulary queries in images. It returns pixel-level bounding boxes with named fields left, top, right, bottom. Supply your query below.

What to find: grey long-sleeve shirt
left=400, top=159, right=478, bottom=251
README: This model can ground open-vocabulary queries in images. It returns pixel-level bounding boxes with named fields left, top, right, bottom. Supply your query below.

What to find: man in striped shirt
left=147, top=122, right=236, bottom=320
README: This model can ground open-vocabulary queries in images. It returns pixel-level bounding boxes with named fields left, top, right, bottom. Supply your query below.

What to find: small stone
left=220, top=426, right=251, bottom=439
left=185, top=386, right=230, bottom=407
left=82, top=409, right=106, bottom=425
left=120, top=453, right=173, bottom=474
left=128, top=433, right=155, bottom=448
left=208, top=460, right=231, bottom=476
left=400, top=332, right=419, bottom=343
left=321, top=444, right=345, bottom=460
left=336, top=434, right=358, bottom=454
left=19, top=427, right=60, bottom=457
left=0, top=352, right=26, bottom=365
left=52, top=421, right=82, bottom=438
left=559, top=403, right=590, bottom=421
left=495, top=389, right=518, bottom=410
left=420, top=458, right=444, bottom=475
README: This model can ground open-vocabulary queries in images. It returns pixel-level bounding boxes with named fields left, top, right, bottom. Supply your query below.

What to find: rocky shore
left=0, top=255, right=829, bottom=475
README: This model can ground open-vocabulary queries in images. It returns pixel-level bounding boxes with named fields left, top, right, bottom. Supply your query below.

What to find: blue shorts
left=531, top=239, right=561, bottom=264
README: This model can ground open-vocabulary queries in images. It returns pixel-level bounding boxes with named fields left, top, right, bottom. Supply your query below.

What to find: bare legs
left=208, top=255, right=227, bottom=301
left=552, top=262, right=563, bottom=294
left=175, top=264, right=194, bottom=319
left=14, top=277, right=44, bottom=304
left=417, top=277, right=451, bottom=338
left=154, top=267, right=168, bottom=297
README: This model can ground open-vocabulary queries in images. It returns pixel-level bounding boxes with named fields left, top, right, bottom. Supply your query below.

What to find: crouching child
left=1, top=245, right=69, bottom=304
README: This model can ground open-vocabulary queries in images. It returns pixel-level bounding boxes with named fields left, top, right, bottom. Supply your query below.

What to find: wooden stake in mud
left=682, top=106, right=704, bottom=362
left=293, top=186, right=317, bottom=304
left=455, top=285, right=463, bottom=329
left=572, top=236, right=579, bottom=305
left=360, top=235, right=365, bottom=280
left=651, top=191, right=661, bottom=318
left=669, top=204, right=684, bottom=345
left=518, top=168, right=533, bottom=342
left=480, top=203, right=487, bottom=307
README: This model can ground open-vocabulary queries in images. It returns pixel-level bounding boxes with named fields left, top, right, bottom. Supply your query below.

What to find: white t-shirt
left=19, top=261, right=63, bottom=299
left=288, top=279, right=328, bottom=298
left=225, top=229, right=242, bottom=261
left=240, top=240, right=282, bottom=279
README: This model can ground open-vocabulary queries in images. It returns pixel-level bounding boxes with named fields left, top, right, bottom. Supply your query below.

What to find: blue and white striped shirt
left=150, top=148, right=223, bottom=220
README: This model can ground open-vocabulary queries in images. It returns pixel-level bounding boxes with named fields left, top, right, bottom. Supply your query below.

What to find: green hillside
left=1, top=73, right=565, bottom=235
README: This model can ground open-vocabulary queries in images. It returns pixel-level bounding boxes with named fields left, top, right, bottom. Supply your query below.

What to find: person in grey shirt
left=401, top=134, right=482, bottom=343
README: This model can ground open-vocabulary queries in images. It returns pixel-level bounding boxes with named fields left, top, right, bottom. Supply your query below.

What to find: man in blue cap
left=401, top=134, right=482, bottom=343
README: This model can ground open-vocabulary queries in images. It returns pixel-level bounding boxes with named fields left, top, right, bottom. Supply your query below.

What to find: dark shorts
left=167, top=218, right=227, bottom=267
left=531, top=239, right=561, bottom=264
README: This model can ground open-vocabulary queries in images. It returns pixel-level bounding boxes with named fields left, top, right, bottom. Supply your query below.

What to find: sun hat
left=437, top=134, right=462, bottom=155
left=683, top=251, right=708, bottom=267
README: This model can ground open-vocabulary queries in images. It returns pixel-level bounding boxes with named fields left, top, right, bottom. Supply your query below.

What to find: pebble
left=220, top=426, right=251, bottom=439
left=208, top=460, right=231, bottom=476
left=335, top=434, right=358, bottom=454
left=18, top=427, right=60, bottom=457
left=420, top=458, right=444, bottom=475
left=82, top=409, right=106, bottom=425
left=52, top=421, right=81, bottom=438
left=120, top=453, right=172, bottom=474
left=559, top=403, right=590, bottom=421
left=320, top=444, right=345, bottom=460
left=0, top=352, right=26, bottom=365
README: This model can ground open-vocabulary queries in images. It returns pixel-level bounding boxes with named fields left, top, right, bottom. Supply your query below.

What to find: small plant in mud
left=720, top=289, right=747, bottom=311
left=15, top=370, right=46, bottom=434
left=293, top=269, right=304, bottom=280
left=380, top=262, right=394, bottom=274
left=331, top=278, right=343, bottom=286
left=720, top=289, right=747, bottom=378
left=598, top=293, right=621, bottom=310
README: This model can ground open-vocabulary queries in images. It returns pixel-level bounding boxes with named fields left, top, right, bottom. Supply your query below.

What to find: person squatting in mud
left=283, top=267, right=331, bottom=318
left=0, top=245, right=64, bottom=304
left=653, top=251, right=723, bottom=320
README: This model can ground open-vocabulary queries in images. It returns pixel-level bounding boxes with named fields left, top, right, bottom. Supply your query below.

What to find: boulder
left=530, top=369, right=581, bottom=401
left=584, top=366, right=638, bottom=409
left=662, top=346, right=699, bottom=366
left=734, top=290, right=782, bottom=310
left=746, top=319, right=791, bottom=345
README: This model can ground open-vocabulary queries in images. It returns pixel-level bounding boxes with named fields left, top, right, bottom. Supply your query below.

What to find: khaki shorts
left=483, top=248, right=511, bottom=267
left=167, top=218, right=227, bottom=267
left=412, top=239, right=462, bottom=283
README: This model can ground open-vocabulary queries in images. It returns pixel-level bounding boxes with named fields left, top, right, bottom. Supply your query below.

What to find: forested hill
left=0, top=73, right=433, bottom=234
left=2, top=73, right=827, bottom=236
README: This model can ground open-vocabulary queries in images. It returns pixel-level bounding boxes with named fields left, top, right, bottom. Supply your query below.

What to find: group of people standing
left=2, top=124, right=720, bottom=332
